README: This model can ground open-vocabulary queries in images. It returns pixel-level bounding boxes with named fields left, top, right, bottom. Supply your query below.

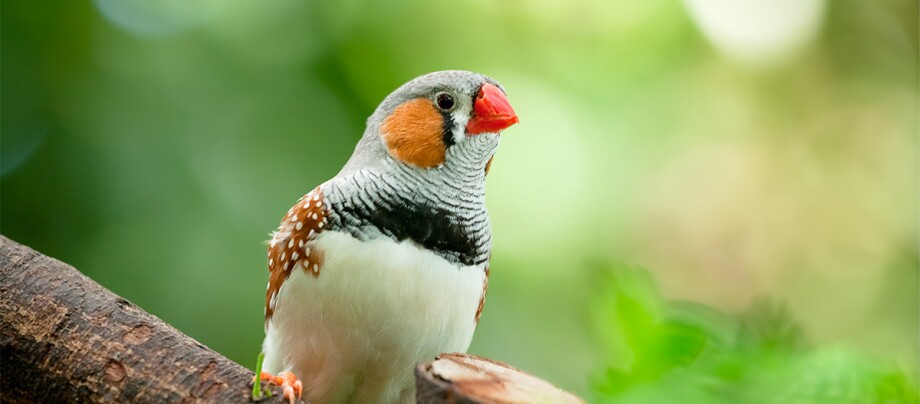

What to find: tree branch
left=0, top=235, right=581, bottom=403
left=416, top=353, right=582, bottom=404
left=0, top=235, right=284, bottom=403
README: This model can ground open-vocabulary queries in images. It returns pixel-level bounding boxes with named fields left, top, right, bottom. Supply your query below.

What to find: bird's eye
left=435, top=92, right=455, bottom=111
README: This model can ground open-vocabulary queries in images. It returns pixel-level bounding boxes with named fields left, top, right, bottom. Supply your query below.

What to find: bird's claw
left=257, top=371, right=303, bottom=404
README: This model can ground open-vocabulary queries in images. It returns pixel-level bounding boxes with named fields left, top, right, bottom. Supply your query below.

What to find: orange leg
left=257, top=371, right=303, bottom=404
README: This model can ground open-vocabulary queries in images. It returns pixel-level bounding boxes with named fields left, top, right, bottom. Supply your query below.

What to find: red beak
left=466, top=83, right=519, bottom=135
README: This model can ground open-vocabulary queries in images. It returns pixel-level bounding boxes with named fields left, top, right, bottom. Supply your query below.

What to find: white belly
left=262, top=230, right=486, bottom=404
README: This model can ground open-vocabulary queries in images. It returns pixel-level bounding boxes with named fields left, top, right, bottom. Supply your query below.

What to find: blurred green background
left=2, top=0, right=917, bottom=401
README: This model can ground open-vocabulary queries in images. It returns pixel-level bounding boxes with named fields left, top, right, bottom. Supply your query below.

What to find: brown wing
left=475, top=262, right=490, bottom=324
left=264, top=187, right=328, bottom=321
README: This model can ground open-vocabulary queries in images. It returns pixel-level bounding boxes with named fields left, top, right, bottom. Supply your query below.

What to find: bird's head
left=339, top=70, right=518, bottom=177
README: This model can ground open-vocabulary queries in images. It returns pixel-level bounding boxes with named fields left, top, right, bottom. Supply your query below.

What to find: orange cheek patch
left=381, top=98, right=447, bottom=168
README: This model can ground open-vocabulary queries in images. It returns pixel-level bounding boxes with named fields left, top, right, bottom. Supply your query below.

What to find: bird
left=257, top=70, right=518, bottom=404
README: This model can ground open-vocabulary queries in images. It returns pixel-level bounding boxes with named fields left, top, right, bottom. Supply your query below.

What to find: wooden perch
left=0, top=236, right=581, bottom=403
left=0, top=235, right=285, bottom=403
left=416, top=353, right=582, bottom=404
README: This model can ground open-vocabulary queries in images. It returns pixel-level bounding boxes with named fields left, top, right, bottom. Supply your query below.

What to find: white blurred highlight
left=684, top=0, right=826, bottom=67
left=94, top=0, right=216, bottom=37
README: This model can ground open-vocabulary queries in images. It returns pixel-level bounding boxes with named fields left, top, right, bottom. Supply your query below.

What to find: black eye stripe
left=440, top=110, right=455, bottom=147
left=432, top=91, right=456, bottom=146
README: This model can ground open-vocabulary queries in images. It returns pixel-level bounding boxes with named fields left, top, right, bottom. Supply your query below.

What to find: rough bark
left=0, top=235, right=285, bottom=403
left=416, top=353, right=583, bottom=404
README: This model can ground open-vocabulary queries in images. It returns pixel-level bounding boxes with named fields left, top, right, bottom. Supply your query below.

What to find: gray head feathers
left=336, top=71, right=503, bottom=177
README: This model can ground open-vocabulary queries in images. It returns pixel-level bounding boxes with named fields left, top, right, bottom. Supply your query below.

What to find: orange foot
left=258, top=371, right=303, bottom=404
